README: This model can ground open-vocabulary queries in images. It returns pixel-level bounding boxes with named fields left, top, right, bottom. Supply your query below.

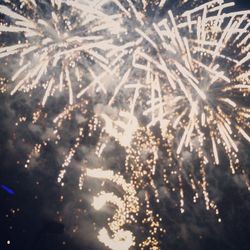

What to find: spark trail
left=87, top=167, right=139, bottom=250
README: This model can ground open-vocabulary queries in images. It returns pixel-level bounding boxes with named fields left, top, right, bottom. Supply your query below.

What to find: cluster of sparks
left=87, top=167, right=139, bottom=250
left=1, top=0, right=250, bottom=249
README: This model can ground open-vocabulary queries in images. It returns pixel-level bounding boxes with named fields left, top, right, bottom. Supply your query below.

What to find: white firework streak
left=0, top=0, right=122, bottom=105
left=75, top=0, right=155, bottom=110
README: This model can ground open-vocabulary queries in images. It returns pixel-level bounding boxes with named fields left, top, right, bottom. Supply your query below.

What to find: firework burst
left=2, top=0, right=250, bottom=250
left=0, top=0, right=121, bottom=105
left=104, top=0, right=250, bottom=218
left=141, top=0, right=250, bottom=167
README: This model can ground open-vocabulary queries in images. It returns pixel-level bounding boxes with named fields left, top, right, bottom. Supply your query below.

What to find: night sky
left=1, top=1, right=250, bottom=250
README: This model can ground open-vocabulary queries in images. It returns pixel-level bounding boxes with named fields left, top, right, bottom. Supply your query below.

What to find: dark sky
left=0, top=1, right=250, bottom=250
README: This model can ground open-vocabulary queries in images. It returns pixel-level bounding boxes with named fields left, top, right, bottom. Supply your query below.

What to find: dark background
left=0, top=1, right=250, bottom=250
